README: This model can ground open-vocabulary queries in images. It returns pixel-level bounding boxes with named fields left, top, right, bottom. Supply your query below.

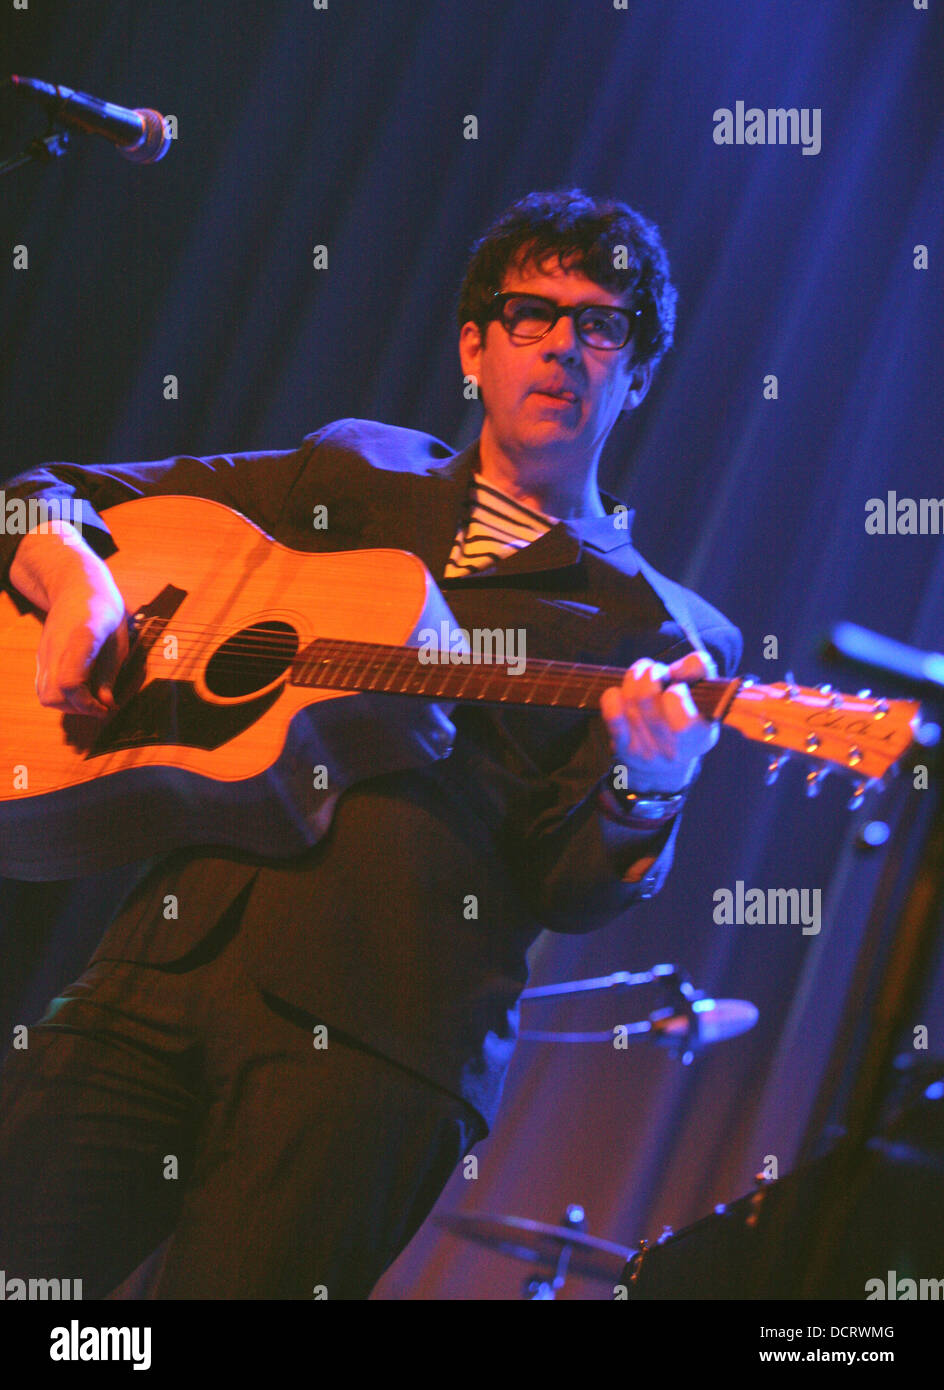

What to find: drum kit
left=437, top=958, right=944, bottom=1300
left=437, top=959, right=759, bottom=1300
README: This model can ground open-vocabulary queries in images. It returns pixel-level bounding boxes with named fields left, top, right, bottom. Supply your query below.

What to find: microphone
left=9, top=75, right=171, bottom=164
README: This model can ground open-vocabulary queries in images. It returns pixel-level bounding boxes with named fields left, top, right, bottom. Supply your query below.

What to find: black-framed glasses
left=488, top=291, right=641, bottom=350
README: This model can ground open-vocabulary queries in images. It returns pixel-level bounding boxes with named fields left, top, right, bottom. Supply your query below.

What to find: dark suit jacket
left=0, top=419, right=741, bottom=1128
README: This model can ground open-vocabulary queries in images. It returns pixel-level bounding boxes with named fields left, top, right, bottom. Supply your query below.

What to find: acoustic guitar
left=0, top=496, right=920, bottom=880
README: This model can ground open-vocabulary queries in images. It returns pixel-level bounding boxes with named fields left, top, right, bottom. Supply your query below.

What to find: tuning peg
left=848, top=779, right=884, bottom=811
left=847, top=780, right=868, bottom=811
left=765, top=755, right=789, bottom=785
left=805, top=768, right=829, bottom=797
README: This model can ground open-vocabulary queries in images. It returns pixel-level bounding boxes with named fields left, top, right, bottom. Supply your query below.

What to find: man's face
left=459, top=255, right=653, bottom=474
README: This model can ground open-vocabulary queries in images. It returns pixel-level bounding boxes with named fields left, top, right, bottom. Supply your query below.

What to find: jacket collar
left=420, top=436, right=635, bottom=580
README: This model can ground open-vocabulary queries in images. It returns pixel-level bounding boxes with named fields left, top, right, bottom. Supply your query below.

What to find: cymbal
left=436, top=1211, right=633, bottom=1283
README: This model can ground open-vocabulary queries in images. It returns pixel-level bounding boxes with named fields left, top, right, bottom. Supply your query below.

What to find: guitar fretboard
left=291, top=638, right=738, bottom=717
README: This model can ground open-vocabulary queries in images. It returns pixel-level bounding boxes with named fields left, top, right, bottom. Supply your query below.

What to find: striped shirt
left=443, top=473, right=557, bottom=579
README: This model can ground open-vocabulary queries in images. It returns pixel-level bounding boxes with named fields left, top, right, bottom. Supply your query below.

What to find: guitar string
left=19, top=615, right=884, bottom=716
left=106, top=625, right=878, bottom=714
left=112, top=623, right=728, bottom=682
left=110, top=623, right=663, bottom=684
left=107, top=626, right=848, bottom=699
left=105, top=626, right=729, bottom=708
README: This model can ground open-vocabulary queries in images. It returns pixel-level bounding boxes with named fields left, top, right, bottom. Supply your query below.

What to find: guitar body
left=0, top=496, right=457, bottom=880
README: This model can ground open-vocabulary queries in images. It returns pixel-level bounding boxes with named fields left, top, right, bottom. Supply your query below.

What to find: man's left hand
left=600, top=650, right=720, bottom=794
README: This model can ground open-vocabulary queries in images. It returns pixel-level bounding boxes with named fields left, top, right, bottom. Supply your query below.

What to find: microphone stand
left=1, top=76, right=73, bottom=178
left=0, top=128, right=71, bottom=178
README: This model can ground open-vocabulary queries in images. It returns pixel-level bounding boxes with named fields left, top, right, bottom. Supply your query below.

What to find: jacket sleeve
left=0, top=420, right=400, bottom=603
left=506, top=617, right=742, bottom=934
left=0, top=446, right=309, bottom=600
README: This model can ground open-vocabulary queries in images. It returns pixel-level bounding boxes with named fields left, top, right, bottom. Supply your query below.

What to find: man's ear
left=458, top=320, right=484, bottom=382
left=619, top=358, right=654, bottom=414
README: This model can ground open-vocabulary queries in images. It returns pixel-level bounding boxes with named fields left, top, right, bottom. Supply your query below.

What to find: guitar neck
left=290, top=638, right=739, bottom=718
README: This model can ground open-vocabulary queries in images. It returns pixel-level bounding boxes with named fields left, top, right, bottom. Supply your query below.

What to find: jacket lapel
left=360, top=434, right=637, bottom=583
left=434, top=469, right=637, bottom=583
left=358, top=438, right=477, bottom=578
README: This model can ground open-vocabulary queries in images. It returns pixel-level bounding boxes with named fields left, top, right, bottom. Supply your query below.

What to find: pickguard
left=85, top=678, right=282, bottom=755
left=73, top=581, right=285, bottom=755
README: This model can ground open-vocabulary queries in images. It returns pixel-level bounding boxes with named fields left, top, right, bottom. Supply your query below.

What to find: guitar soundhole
left=204, top=622, right=299, bottom=698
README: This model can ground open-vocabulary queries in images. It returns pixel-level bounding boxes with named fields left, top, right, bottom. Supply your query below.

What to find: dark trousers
left=0, top=896, right=483, bottom=1299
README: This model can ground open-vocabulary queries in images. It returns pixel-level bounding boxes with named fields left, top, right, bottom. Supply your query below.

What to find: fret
left=417, top=665, right=439, bottom=695
left=480, top=667, right=511, bottom=702
left=377, top=647, right=401, bottom=693
left=453, top=663, right=477, bottom=699
left=337, top=639, right=361, bottom=689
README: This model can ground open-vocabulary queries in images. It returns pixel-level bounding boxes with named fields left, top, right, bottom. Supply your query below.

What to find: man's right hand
left=9, top=522, right=130, bottom=719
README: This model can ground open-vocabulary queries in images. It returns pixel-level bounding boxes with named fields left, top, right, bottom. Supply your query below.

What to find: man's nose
left=541, top=311, right=582, bottom=359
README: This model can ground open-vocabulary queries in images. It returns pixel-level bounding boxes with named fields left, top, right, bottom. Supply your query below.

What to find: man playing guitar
left=0, top=189, right=739, bottom=1298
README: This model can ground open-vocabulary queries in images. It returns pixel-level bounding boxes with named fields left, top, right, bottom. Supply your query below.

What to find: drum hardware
left=519, top=962, right=758, bottom=1063
left=436, top=1205, right=633, bottom=1300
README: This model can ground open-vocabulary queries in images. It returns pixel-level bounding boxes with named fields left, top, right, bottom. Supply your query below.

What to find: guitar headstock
left=721, top=679, right=921, bottom=804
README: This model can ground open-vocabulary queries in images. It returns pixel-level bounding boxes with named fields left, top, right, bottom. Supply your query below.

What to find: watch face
left=624, top=792, right=684, bottom=809
left=626, top=804, right=681, bottom=824
left=600, top=786, right=685, bottom=828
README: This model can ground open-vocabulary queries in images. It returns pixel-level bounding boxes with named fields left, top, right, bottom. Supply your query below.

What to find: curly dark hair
left=456, top=188, right=677, bottom=370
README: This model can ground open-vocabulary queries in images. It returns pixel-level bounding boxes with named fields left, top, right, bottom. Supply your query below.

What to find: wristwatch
left=598, top=772, right=690, bottom=829
left=613, top=788, right=687, bottom=823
